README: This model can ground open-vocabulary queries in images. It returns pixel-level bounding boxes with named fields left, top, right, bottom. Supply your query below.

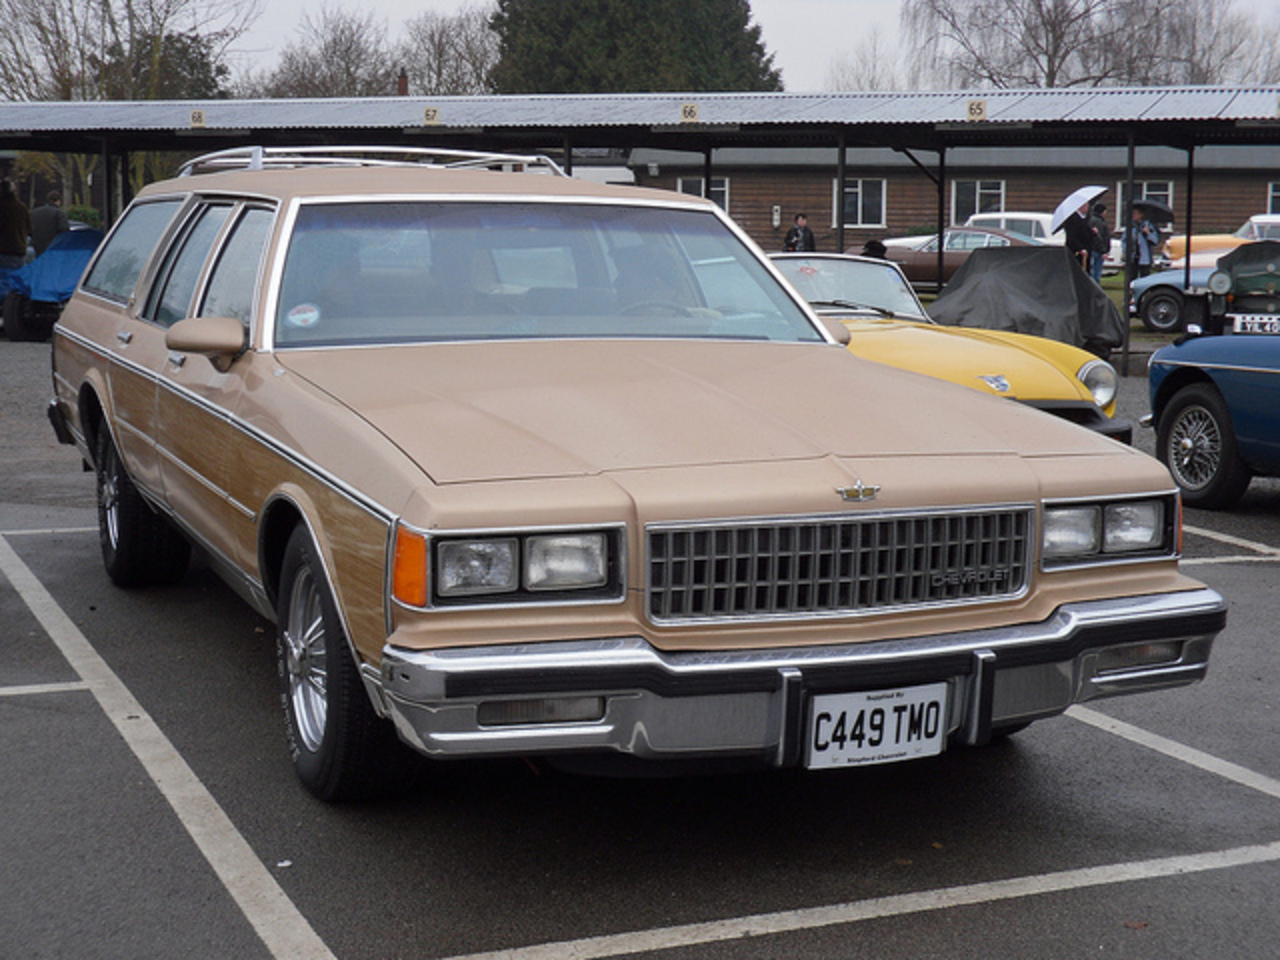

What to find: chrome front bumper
left=375, top=588, right=1225, bottom=767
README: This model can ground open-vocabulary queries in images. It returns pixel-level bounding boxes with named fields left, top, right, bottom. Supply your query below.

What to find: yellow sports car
left=770, top=252, right=1129, bottom=442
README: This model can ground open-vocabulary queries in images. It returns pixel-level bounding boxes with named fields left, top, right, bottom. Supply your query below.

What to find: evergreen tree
left=489, top=0, right=781, bottom=94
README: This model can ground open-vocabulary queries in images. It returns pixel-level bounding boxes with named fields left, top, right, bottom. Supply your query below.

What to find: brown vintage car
left=882, top=226, right=1041, bottom=290
left=49, top=147, right=1224, bottom=801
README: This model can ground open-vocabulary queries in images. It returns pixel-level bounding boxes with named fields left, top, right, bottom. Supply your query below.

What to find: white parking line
left=0, top=536, right=336, bottom=960
left=439, top=842, right=1280, bottom=960
left=1068, top=706, right=1280, bottom=801
left=0, top=680, right=90, bottom=697
left=1183, top=523, right=1280, bottom=556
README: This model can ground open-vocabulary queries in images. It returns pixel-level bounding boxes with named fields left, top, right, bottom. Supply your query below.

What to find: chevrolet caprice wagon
left=49, top=147, right=1225, bottom=801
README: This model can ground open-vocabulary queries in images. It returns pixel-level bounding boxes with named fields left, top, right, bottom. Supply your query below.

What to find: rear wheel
left=1140, top=288, right=1185, bottom=333
left=1157, top=383, right=1251, bottom=509
left=95, top=426, right=191, bottom=586
left=3, top=292, right=32, bottom=341
left=276, top=525, right=400, bottom=801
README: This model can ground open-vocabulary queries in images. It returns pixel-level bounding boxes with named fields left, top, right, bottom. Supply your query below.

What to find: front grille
left=647, top=508, right=1032, bottom=622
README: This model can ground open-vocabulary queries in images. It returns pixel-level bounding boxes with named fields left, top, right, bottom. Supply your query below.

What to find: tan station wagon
left=49, top=147, right=1225, bottom=801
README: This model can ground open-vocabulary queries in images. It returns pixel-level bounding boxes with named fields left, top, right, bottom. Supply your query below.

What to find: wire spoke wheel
left=1167, top=403, right=1221, bottom=491
left=282, top=565, right=329, bottom=754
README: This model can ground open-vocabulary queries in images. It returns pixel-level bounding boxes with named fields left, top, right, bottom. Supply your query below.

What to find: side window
left=82, top=199, right=183, bottom=302
left=144, top=204, right=232, bottom=328
left=200, top=207, right=274, bottom=325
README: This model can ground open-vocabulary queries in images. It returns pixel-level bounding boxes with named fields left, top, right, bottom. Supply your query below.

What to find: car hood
left=276, top=339, right=1113, bottom=484
left=840, top=317, right=1091, bottom=403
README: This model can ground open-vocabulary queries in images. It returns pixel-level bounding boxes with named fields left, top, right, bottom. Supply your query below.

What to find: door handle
left=167, top=352, right=186, bottom=368
left=116, top=330, right=133, bottom=345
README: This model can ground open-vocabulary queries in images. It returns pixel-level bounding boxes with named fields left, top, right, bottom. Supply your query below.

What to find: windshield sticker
left=285, top=303, right=322, bottom=329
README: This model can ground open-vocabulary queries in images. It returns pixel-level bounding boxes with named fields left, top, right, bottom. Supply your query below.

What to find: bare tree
left=824, top=28, right=909, bottom=92
left=250, top=5, right=398, bottom=98
left=901, top=0, right=1267, bottom=89
left=0, top=0, right=259, bottom=100
left=397, top=2, right=498, bottom=96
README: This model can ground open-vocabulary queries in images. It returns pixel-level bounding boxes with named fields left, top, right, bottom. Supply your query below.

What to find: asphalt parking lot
left=2, top=337, right=1277, bottom=960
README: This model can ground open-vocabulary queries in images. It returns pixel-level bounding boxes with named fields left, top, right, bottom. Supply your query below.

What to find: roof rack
left=177, top=145, right=569, bottom=178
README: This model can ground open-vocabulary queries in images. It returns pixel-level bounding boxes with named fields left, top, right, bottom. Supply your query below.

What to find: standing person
left=1124, top=204, right=1160, bottom=279
left=1062, top=202, right=1092, bottom=270
left=783, top=213, right=815, bottom=252
left=0, top=179, right=32, bottom=270
left=31, top=191, right=70, bottom=256
left=1087, top=202, right=1110, bottom=282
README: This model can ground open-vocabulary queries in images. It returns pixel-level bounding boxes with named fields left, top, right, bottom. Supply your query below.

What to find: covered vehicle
left=49, top=146, right=1222, bottom=801
left=770, top=252, right=1129, bottom=441
left=1148, top=242, right=1280, bottom=508
left=928, top=246, right=1126, bottom=358
left=2, top=227, right=103, bottom=341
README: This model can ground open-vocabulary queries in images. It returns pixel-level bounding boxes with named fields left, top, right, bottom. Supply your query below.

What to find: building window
left=1117, top=181, right=1174, bottom=226
left=952, top=180, right=1004, bottom=225
left=677, top=176, right=729, bottom=211
left=1269, top=182, right=1280, bottom=215
left=832, top=178, right=886, bottom=228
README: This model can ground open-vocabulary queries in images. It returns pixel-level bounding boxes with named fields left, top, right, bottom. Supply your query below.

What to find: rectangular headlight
left=1043, top=497, right=1171, bottom=566
left=437, top=538, right=519, bottom=596
left=1042, top=506, right=1100, bottom=559
left=1103, top=501, right=1165, bottom=553
left=525, top=534, right=607, bottom=591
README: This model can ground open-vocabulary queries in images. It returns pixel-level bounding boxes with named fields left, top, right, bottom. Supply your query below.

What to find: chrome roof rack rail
left=177, top=145, right=569, bottom=178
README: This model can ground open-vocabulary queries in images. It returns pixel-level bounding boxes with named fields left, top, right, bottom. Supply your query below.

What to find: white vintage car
left=49, top=147, right=1224, bottom=801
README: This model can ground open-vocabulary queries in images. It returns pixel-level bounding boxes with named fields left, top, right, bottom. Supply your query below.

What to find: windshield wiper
left=808, top=299, right=895, bottom=318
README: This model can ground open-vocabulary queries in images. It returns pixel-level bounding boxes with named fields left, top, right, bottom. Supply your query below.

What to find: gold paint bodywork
left=51, top=163, right=1204, bottom=678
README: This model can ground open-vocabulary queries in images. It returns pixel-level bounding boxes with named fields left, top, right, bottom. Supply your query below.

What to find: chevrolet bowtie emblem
left=837, top=481, right=880, bottom=502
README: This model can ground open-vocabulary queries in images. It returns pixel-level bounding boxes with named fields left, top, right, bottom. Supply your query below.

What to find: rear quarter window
left=82, top=199, right=183, bottom=302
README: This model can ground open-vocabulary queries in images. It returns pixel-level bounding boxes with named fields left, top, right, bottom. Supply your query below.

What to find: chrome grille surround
left=646, top=505, right=1034, bottom=624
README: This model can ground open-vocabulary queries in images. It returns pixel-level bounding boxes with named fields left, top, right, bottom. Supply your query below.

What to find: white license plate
left=1231, top=315, right=1280, bottom=335
left=806, top=683, right=948, bottom=769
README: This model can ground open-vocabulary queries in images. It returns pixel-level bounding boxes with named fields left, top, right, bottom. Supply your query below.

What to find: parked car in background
left=49, top=146, right=1222, bottom=801
left=881, top=226, right=1041, bottom=290
left=964, top=211, right=1060, bottom=245
left=770, top=252, right=1129, bottom=441
left=1165, top=213, right=1280, bottom=261
left=1129, top=257, right=1217, bottom=333
left=1148, top=241, right=1280, bottom=508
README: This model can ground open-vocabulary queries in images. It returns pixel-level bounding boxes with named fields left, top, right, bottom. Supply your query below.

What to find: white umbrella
left=1051, top=185, right=1107, bottom=233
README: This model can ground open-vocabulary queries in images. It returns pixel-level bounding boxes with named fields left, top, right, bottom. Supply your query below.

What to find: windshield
left=771, top=256, right=927, bottom=318
left=274, top=201, right=821, bottom=346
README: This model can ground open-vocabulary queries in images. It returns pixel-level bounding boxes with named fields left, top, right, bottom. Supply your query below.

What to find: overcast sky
left=232, top=0, right=1275, bottom=93
left=232, top=0, right=901, bottom=93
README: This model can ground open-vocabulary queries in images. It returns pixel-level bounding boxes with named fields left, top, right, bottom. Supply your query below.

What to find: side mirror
left=165, top=316, right=247, bottom=370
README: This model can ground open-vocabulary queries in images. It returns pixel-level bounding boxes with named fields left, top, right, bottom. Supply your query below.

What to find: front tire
left=1140, top=289, right=1184, bottom=333
left=1157, top=383, right=1251, bottom=509
left=277, top=525, right=398, bottom=801
left=95, top=426, right=191, bottom=586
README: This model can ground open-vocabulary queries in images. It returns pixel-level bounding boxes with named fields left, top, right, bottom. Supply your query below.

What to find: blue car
left=1148, top=243, right=1280, bottom=508
left=1130, top=265, right=1212, bottom=333
left=2, top=227, right=103, bottom=341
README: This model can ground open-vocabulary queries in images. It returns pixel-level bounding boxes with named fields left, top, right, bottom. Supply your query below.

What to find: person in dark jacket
left=1086, top=202, right=1110, bottom=282
left=783, top=213, right=816, bottom=252
left=0, top=178, right=32, bottom=270
left=31, top=191, right=70, bottom=256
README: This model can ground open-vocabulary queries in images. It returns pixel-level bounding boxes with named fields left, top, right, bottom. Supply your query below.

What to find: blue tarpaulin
left=7, top=228, right=103, bottom=302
